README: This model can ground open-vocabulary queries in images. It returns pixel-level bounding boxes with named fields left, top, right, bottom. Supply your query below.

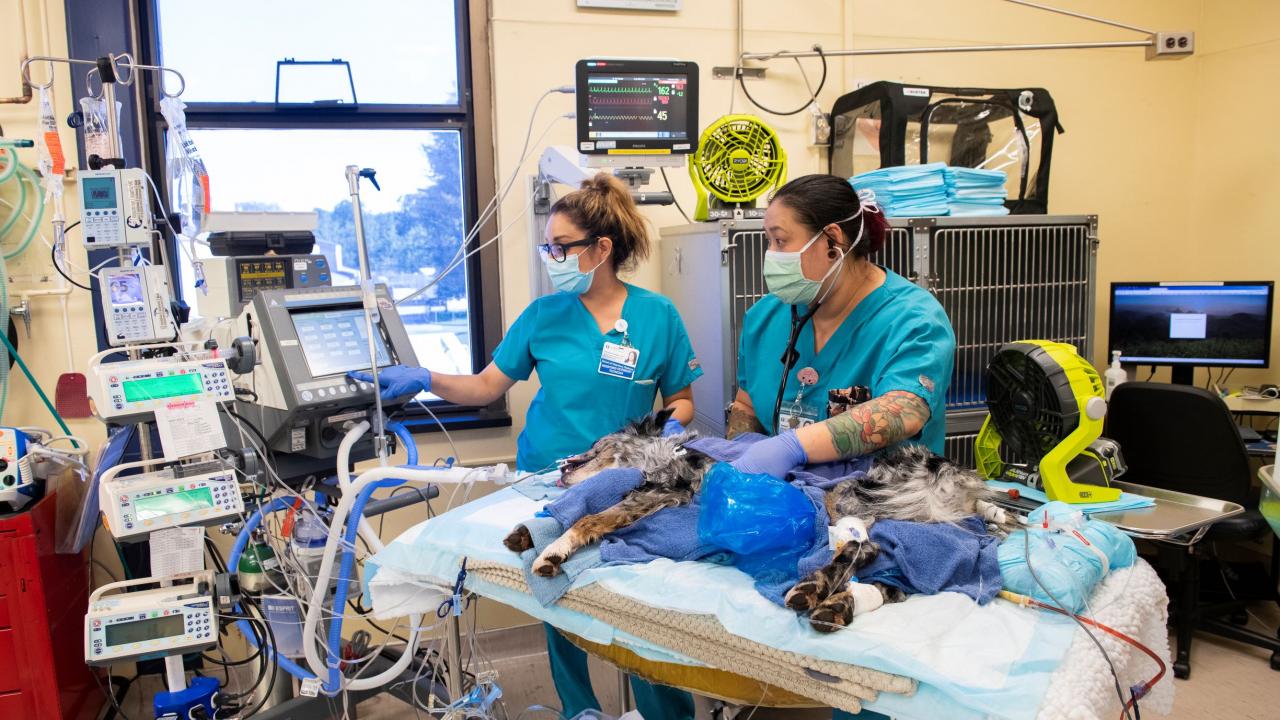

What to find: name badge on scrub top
left=599, top=341, right=640, bottom=380
left=777, top=366, right=821, bottom=430
left=777, top=401, right=820, bottom=431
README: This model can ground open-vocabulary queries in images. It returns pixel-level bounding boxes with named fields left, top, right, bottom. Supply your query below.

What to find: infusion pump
left=100, top=265, right=175, bottom=346
left=85, top=571, right=217, bottom=665
left=86, top=340, right=254, bottom=423
left=78, top=168, right=153, bottom=248
left=88, top=355, right=234, bottom=422
left=99, top=457, right=244, bottom=542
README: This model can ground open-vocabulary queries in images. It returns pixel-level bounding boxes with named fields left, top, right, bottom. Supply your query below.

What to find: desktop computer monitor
left=1108, top=281, right=1274, bottom=384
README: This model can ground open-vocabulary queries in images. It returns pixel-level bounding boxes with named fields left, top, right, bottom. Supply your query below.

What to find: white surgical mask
left=762, top=191, right=878, bottom=306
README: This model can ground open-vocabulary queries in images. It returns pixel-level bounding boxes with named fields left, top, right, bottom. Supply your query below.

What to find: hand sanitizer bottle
left=1105, top=351, right=1126, bottom=399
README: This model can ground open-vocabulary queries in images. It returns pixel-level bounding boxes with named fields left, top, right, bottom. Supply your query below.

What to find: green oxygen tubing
left=0, top=143, right=45, bottom=260
left=0, top=140, right=47, bottom=420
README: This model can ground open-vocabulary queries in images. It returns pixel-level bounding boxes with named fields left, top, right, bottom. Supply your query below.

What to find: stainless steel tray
left=1086, top=481, right=1244, bottom=541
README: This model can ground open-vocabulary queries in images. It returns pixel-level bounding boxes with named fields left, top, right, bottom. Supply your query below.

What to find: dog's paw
left=877, top=583, right=907, bottom=604
left=784, top=580, right=822, bottom=611
left=532, top=552, right=564, bottom=577
left=503, top=525, right=534, bottom=553
left=850, top=540, right=881, bottom=567
left=810, top=596, right=854, bottom=633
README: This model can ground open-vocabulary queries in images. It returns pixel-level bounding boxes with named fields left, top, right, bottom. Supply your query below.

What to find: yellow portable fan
left=975, top=340, right=1125, bottom=504
left=689, top=114, right=787, bottom=221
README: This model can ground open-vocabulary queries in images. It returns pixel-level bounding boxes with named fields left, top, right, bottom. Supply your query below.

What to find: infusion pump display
left=85, top=571, right=217, bottom=665
left=89, top=356, right=235, bottom=422
left=100, top=460, right=244, bottom=542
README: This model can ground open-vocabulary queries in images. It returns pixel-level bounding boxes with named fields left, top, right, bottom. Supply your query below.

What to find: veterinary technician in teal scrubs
left=353, top=172, right=702, bottom=720
left=727, top=174, right=956, bottom=720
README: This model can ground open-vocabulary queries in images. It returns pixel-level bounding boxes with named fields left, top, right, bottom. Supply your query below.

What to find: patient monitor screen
left=585, top=71, right=690, bottom=142
left=1110, top=283, right=1273, bottom=366
left=291, top=307, right=392, bottom=378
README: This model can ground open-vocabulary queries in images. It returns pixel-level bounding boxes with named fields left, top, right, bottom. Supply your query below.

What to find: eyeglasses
left=538, top=237, right=598, bottom=263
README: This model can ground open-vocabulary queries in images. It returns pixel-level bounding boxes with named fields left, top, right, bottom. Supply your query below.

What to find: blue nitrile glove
left=348, top=365, right=431, bottom=402
left=729, top=431, right=808, bottom=479
left=662, top=418, right=685, bottom=437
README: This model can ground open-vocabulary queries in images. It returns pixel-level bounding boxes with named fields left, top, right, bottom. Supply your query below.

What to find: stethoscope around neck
left=772, top=301, right=822, bottom=430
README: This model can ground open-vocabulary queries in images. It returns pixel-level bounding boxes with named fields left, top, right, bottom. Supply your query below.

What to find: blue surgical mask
left=542, top=250, right=606, bottom=295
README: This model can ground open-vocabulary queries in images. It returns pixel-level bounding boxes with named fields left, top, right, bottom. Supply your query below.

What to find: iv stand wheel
left=1173, top=660, right=1191, bottom=680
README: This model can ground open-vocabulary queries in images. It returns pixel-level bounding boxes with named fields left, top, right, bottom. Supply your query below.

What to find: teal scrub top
left=494, top=284, right=703, bottom=472
left=737, top=268, right=956, bottom=454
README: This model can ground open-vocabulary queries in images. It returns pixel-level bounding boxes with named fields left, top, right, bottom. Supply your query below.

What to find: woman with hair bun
left=352, top=172, right=702, bottom=719
left=729, top=172, right=955, bottom=494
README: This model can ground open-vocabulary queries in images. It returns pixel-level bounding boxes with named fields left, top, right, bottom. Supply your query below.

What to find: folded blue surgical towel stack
left=945, top=166, right=1010, bottom=217
left=851, top=162, right=950, bottom=217
left=851, top=163, right=1011, bottom=217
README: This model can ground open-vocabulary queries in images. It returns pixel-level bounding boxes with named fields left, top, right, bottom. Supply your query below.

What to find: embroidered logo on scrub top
left=919, top=375, right=935, bottom=393
left=688, top=359, right=700, bottom=371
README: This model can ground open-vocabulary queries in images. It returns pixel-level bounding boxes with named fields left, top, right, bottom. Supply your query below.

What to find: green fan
left=689, top=114, right=787, bottom=221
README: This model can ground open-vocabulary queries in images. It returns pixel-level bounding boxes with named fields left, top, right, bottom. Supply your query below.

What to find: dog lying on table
left=503, top=409, right=1016, bottom=631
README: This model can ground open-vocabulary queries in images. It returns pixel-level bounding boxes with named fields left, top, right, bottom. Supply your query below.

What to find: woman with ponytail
left=352, top=172, right=702, bottom=719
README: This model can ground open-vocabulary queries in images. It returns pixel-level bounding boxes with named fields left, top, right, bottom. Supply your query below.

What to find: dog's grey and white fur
left=788, top=445, right=1018, bottom=632
left=502, top=408, right=712, bottom=577
left=503, top=412, right=1015, bottom=632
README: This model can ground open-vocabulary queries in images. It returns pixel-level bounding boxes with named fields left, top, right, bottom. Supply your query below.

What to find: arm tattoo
left=726, top=401, right=765, bottom=440
left=823, top=391, right=931, bottom=458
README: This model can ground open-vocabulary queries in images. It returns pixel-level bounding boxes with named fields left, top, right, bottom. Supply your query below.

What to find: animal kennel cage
left=659, top=215, right=1098, bottom=467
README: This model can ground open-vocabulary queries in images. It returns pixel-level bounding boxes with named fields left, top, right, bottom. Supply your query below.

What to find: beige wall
left=485, top=0, right=1274, bottom=441
left=1186, top=1, right=1280, bottom=388
left=1, top=0, right=105, bottom=448
left=0, top=0, right=1275, bottom=639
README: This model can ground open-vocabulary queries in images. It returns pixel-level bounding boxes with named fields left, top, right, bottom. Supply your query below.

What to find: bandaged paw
left=847, top=581, right=885, bottom=616
left=976, top=499, right=1009, bottom=524
left=829, top=516, right=871, bottom=549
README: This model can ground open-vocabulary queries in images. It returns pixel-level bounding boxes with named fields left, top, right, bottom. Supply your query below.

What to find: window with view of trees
left=147, top=0, right=495, bottom=398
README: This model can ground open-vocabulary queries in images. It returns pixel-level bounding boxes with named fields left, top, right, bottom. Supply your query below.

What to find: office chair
left=1105, top=382, right=1280, bottom=679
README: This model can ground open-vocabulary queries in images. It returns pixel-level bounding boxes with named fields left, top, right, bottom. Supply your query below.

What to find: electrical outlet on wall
left=1146, top=32, right=1194, bottom=59
left=809, top=104, right=831, bottom=146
